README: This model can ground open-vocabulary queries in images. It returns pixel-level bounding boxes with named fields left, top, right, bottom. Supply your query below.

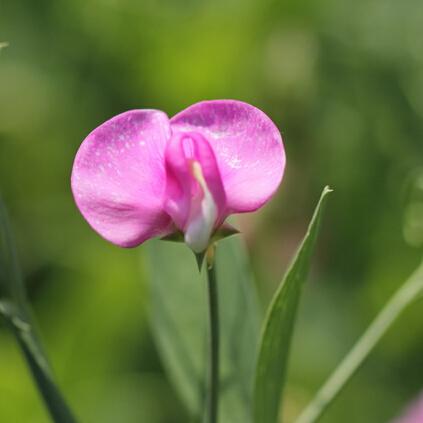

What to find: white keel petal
left=184, top=162, right=217, bottom=253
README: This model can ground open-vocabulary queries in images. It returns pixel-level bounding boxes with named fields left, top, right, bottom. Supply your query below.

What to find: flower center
left=184, top=160, right=218, bottom=253
left=164, top=131, right=226, bottom=252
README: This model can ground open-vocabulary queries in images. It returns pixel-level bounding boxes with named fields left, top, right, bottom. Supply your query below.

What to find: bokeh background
left=1, top=0, right=423, bottom=422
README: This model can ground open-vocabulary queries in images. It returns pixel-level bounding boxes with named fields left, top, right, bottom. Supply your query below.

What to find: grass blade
left=0, top=198, right=77, bottom=423
left=254, top=186, right=332, bottom=423
left=295, top=260, right=423, bottom=423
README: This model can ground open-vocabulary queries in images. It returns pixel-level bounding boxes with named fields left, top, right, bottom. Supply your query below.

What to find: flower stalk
left=205, top=245, right=219, bottom=423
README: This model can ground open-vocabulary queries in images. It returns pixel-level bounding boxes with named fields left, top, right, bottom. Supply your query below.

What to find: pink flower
left=71, top=100, right=285, bottom=252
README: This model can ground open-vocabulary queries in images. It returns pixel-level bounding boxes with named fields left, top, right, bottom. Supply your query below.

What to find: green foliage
left=254, top=187, right=332, bottom=423
left=0, top=198, right=77, bottom=423
left=296, top=259, right=423, bottom=423
left=1, top=0, right=423, bottom=421
left=147, top=236, right=261, bottom=422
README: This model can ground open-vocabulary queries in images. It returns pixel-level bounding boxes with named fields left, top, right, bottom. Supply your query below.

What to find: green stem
left=295, top=261, right=423, bottom=423
left=0, top=302, right=77, bottom=423
left=206, top=258, right=220, bottom=423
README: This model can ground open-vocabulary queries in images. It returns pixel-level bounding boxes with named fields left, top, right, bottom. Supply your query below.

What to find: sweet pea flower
left=71, top=100, right=285, bottom=253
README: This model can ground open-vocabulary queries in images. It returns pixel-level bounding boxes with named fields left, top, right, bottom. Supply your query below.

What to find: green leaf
left=0, top=197, right=77, bottom=423
left=254, top=186, right=332, bottom=423
left=295, top=258, right=423, bottom=423
left=146, top=235, right=261, bottom=422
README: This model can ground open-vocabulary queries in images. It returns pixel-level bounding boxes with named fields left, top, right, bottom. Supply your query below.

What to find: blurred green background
left=1, top=0, right=423, bottom=422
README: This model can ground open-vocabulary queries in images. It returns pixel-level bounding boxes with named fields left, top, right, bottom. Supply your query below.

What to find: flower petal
left=71, top=110, right=173, bottom=247
left=170, top=100, right=285, bottom=213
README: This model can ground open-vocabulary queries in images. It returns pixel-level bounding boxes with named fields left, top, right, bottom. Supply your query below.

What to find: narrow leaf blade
left=0, top=197, right=77, bottom=423
left=146, top=235, right=261, bottom=422
left=295, top=259, right=423, bottom=423
left=254, top=186, right=332, bottom=423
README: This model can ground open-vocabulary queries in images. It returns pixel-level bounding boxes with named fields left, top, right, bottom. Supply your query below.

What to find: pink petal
left=71, top=110, right=173, bottom=247
left=164, top=131, right=226, bottom=230
left=170, top=100, right=285, bottom=213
